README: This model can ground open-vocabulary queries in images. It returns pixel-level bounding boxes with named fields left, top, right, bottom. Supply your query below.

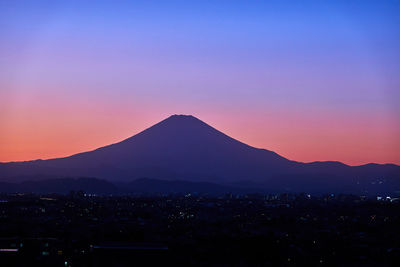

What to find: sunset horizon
left=1, top=113, right=399, bottom=166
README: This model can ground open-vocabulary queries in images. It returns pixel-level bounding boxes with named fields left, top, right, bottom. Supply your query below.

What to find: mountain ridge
left=2, top=115, right=395, bottom=167
left=0, top=115, right=399, bottom=194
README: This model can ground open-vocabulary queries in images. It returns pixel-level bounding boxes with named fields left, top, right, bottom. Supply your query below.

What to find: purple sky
left=0, top=1, right=399, bottom=164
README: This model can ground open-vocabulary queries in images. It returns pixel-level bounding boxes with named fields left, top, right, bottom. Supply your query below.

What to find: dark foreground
left=0, top=192, right=399, bottom=266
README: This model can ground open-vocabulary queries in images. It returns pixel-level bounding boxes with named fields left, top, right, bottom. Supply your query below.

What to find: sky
left=0, top=0, right=399, bottom=165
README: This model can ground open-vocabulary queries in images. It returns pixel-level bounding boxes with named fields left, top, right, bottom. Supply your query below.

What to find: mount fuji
left=1, top=115, right=399, bottom=194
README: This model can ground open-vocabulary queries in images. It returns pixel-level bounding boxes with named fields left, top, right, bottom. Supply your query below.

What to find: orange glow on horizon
left=1, top=107, right=399, bottom=166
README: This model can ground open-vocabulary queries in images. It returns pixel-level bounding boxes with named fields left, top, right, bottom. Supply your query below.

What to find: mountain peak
left=166, top=114, right=198, bottom=121
left=170, top=114, right=195, bottom=118
left=154, top=114, right=208, bottom=130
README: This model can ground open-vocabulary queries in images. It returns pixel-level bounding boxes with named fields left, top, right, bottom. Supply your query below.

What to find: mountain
left=0, top=114, right=399, bottom=194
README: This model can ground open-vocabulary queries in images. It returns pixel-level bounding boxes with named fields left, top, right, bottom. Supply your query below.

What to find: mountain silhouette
left=0, top=114, right=399, bottom=194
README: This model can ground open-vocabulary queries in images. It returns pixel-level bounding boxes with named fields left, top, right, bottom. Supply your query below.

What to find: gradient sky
left=1, top=0, right=399, bottom=165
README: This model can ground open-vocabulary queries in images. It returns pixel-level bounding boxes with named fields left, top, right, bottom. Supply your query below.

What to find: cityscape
left=0, top=192, right=399, bottom=266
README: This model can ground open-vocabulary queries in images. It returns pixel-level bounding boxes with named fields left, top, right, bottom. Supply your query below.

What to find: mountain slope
left=0, top=115, right=294, bottom=182
left=0, top=115, right=399, bottom=193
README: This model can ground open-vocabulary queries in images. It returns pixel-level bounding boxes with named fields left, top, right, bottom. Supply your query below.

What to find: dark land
left=0, top=192, right=399, bottom=266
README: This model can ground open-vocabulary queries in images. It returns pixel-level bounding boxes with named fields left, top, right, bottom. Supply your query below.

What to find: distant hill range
left=0, top=115, right=399, bottom=195
left=0, top=177, right=245, bottom=195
